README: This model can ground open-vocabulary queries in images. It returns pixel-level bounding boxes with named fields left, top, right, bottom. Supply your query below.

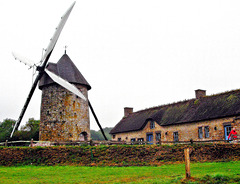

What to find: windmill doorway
left=80, top=132, right=88, bottom=141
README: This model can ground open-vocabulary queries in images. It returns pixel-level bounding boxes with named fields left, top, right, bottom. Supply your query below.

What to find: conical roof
left=39, top=54, right=91, bottom=90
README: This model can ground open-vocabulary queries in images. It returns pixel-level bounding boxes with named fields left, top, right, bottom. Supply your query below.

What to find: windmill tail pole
left=88, top=100, right=108, bottom=141
left=10, top=72, right=43, bottom=138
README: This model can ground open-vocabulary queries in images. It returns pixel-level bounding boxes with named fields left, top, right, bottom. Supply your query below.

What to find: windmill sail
left=10, top=2, right=76, bottom=138
left=88, top=101, right=108, bottom=140
left=41, top=2, right=76, bottom=65
left=11, top=1, right=108, bottom=141
left=45, top=69, right=87, bottom=101
left=12, top=52, right=35, bottom=68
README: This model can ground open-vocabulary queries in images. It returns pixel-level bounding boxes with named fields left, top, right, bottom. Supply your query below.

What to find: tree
left=13, top=118, right=40, bottom=141
left=91, top=127, right=113, bottom=140
left=0, top=119, right=15, bottom=142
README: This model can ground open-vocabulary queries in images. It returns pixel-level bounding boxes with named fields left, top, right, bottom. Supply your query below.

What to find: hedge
left=0, top=144, right=239, bottom=166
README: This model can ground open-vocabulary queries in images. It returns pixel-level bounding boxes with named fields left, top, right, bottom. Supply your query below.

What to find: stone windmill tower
left=10, top=2, right=107, bottom=141
left=39, top=54, right=91, bottom=142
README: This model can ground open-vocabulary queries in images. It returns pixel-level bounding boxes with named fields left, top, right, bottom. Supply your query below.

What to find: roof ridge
left=134, top=88, right=240, bottom=114
left=110, top=88, right=240, bottom=134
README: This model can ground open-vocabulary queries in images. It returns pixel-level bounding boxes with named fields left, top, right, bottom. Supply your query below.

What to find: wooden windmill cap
left=39, top=54, right=91, bottom=90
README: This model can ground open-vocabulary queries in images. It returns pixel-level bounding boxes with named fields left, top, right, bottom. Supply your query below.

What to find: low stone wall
left=0, top=143, right=239, bottom=166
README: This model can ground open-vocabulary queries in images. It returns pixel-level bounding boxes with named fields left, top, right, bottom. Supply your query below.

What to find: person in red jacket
left=228, top=128, right=237, bottom=141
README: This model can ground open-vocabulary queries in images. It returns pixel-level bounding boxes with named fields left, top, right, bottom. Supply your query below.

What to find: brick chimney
left=124, top=107, right=133, bottom=117
left=195, top=89, right=206, bottom=99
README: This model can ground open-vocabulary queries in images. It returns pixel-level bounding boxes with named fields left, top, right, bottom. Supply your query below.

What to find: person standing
left=228, top=127, right=237, bottom=142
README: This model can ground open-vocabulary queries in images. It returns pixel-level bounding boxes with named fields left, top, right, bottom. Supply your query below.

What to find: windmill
left=10, top=2, right=108, bottom=141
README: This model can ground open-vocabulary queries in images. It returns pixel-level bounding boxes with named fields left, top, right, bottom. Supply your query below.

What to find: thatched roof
left=39, top=54, right=91, bottom=90
left=110, top=89, right=240, bottom=134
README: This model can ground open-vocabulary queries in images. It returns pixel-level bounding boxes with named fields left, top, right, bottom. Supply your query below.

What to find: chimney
left=195, top=89, right=206, bottom=99
left=124, top=107, right=133, bottom=117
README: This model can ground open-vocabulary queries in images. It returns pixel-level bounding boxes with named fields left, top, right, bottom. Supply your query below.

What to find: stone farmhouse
left=110, top=89, right=240, bottom=143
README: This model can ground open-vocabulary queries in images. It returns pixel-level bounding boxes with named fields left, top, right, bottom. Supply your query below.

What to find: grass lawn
left=0, top=161, right=239, bottom=183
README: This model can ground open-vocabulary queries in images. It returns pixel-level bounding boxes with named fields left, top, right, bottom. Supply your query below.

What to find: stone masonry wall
left=40, top=84, right=90, bottom=142
left=112, top=117, right=240, bottom=143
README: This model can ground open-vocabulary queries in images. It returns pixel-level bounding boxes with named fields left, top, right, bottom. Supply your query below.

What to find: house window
left=112, top=135, right=116, bottom=139
left=118, top=138, right=121, bottom=141
left=131, top=138, right=136, bottom=142
left=150, top=121, right=155, bottom=129
left=156, top=132, right=161, bottom=141
left=138, top=138, right=144, bottom=142
left=204, top=126, right=209, bottom=138
left=173, top=132, right=179, bottom=142
left=198, top=127, right=203, bottom=139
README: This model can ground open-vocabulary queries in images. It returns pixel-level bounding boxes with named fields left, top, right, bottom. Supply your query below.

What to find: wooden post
left=5, top=140, right=8, bottom=147
left=159, top=138, right=162, bottom=145
left=30, top=139, right=34, bottom=147
left=184, top=148, right=191, bottom=179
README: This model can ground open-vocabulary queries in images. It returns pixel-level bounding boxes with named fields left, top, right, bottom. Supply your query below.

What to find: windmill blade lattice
left=12, top=52, right=35, bottom=68
left=10, top=1, right=108, bottom=141
left=10, top=2, right=76, bottom=138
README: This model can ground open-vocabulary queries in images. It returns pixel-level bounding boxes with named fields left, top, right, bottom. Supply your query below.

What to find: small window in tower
left=74, top=113, right=77, bottom=118
left=46, top=111, right=50, bottom=116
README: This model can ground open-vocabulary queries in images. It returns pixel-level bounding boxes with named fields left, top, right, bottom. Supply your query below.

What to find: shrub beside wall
left=0, top=144, right=239, bottom=166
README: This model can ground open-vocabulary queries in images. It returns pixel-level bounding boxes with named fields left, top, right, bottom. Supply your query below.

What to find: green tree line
left=90, top=127, right=112, bottom=140
left=0, top=118, right=39, bottom=142
left=0, top=119, right=112, bottom=142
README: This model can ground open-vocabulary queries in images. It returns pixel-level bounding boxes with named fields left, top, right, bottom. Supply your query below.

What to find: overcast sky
left=1, top=0, right=240, bottom=130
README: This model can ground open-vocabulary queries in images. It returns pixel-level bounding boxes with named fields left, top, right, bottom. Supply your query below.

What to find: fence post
left=184, top=148, right=191, bottom=179
left=190, top=139, right=193, bottom=145
left=30, top=139, right=34, bottom=147
left=90, top=148, right=94, bottom=161
left=5, top=140, right=8, bottom=147
left=159, top=139, right=162, bottom=145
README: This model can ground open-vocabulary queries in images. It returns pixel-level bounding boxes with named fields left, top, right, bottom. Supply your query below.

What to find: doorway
left=224, top=125, right=231, bottom=140
left=80, top=132, right=88, bottom=141
left=147, top=133, right=153, bottom=143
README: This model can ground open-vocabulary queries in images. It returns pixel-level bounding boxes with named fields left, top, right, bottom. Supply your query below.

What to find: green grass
left=0, top=161, right=239, bottom=183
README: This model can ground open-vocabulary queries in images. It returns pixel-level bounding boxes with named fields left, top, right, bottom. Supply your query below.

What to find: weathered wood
left=184, top=148, right=191, bottom=178
left=5, top=140, right=8, bottom=147
left=30, top=139, right=33, bottom=147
